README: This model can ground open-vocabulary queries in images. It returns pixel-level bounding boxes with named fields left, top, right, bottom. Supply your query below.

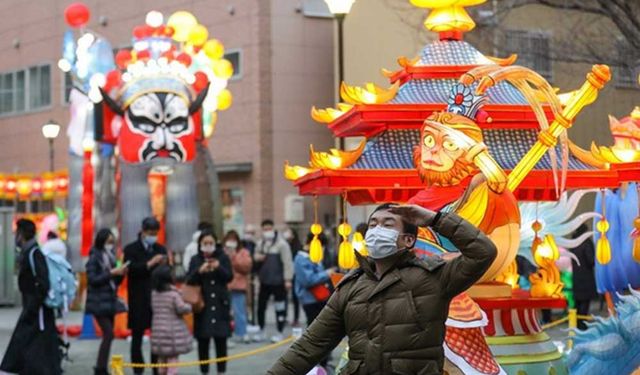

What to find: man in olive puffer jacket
left=267, top=203, right=497, bottom=375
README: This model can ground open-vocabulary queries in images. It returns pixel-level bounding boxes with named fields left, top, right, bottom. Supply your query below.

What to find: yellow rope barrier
left=541, top=316, right=569, bottom=330
left=538, top=309, right=596, bottom=350
left=111, top=336, right=295, bottom=374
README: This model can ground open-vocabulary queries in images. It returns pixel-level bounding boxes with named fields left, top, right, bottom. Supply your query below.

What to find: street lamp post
left=42, top=120, right=61, bottom=172
left=324, top=0, right=356, bottom=150
left=324, top=0, right=356, bottom=225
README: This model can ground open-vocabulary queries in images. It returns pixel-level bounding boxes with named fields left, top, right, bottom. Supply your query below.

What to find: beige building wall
left=0, top=0, right=336, bottom=236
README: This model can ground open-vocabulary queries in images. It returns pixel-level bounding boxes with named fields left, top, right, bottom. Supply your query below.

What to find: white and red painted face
left=118, top=92, right=196, bottom=163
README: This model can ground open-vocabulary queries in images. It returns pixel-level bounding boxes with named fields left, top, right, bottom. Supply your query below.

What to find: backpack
left=29, top=247, right=77, bottom=311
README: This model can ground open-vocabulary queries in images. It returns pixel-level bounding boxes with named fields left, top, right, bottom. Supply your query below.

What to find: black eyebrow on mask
left=128, top=112, right=161, bottom=125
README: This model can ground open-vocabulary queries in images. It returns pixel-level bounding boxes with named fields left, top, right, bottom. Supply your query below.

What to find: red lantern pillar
left=81, top=143, right=94, bottom=257
left=147, top=172, right=167, bottom=244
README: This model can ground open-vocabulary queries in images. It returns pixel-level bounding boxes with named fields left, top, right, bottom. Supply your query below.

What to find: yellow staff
left=507, top=65, right=611, bottom=192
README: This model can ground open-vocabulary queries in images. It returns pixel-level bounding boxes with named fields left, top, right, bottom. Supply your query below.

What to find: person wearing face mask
left=187, top=230, right=233, bottom=375
left=268, top=203, right=497, bottom=375
left=123, top=217, right=168, bottom=375
left=85, top=229, right=128, bottom=375
left=254, top=219, right=293, bottom=343
left=223, top=230, right=253, bottom=344
left=1, top=219, right=62, bottom=375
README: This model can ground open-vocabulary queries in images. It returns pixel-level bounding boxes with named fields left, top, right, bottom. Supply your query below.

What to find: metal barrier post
left=111, top=354, right=125, bottom=375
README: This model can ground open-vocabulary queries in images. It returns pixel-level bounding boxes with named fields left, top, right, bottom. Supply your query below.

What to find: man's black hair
left=261, top=219, right=274, bottom=227
left=142, top=217, right=161, bottom=231
left=369, top=203, right=419, bottom=238
left=16, top=219, right=36, bottom=241
left=197, top=221, right=214, bottom=232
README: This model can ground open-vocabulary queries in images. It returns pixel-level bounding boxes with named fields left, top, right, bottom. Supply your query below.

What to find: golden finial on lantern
left=596, top=190, right=611, bottom=265
left=309, top=196, right=324, bottom=264
left=337, top=193, right=357, bottom=269
left=409, top=0, right=487, bottom=34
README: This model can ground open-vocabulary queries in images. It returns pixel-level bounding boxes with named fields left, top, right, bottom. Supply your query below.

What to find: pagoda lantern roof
left=287, top=0, right=640, bottom=203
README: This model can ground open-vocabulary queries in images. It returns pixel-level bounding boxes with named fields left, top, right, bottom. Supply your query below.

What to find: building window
left=504, top=30, right=552, bottom=80
left=29, top=65, right=51, bottom=109
left=0, top=73, right=14, bottom=114
left=0, top=64, right=51, bottom=116
left=615, top=42, right=639, bottom=89
left=224, top=50, right=242, bottom=80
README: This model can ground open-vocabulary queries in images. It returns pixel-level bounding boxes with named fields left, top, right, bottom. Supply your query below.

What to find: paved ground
left=0, top=301, right=608, bottom=375
left=0, top=304, right=343, bottom=375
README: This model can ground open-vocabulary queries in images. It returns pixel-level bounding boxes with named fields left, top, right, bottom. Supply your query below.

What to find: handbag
left=309, top=283, right=332, bottom=302
left=182, top=284, right=204, bottom=313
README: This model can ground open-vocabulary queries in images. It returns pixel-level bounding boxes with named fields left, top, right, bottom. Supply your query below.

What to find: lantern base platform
left=468, top=282, right=513, bottom=299
left=474, top=289, right=568, bottom=375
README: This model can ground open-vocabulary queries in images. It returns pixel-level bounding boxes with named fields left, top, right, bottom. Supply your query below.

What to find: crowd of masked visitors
left=0, top=215, right=340, bottom=375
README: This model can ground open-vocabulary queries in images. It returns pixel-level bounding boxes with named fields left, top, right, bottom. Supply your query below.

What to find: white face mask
left=104, top=244, right=115, bottom=252
left=201, top=245, right=215, bottom=254
left=365, top=226, right=400, bottom=259
left=263, top=230, right=275, bottom=240
left=144, top=235, right=157, bottom=246
left=225, top=240, right=238, bottom=249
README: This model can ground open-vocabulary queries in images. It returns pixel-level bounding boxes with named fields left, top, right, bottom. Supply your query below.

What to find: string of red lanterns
left=0, top=171, right=69, bottom=200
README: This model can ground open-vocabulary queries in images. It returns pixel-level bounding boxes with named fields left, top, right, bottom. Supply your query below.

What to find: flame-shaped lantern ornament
left=338, top=222, right=356, bottom=269
left=530, top=220, right=543, bottom=259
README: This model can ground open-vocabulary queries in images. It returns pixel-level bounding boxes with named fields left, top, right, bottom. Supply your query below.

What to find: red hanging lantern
left=0, top=174, right=6, bottom=200
left=42, top=172, right=56, bottom=200
left=5, top=175, right=16, bottom=200
left=31, top=177, right=43, bottom=196
left=55, top=172, right=69, bottom=197
left=64, top=3, right=91, bottom=28
left=15, top=175, right=33, bottom=200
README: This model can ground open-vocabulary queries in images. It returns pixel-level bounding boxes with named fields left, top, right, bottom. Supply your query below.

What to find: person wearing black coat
left=187, top=230, right=233, bottom=375
left=85, top=229, right=127, bottom=375
left=123, top=217, right=168, bottom=374
left=1, top=219, right=61, bottom=375
left=569, top=224, right=598, bottom=330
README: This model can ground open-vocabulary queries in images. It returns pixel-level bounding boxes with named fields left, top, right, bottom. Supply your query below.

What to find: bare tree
left=472, top=0, right=640, bottom=68
left=386, top=0, right=640, bottom=70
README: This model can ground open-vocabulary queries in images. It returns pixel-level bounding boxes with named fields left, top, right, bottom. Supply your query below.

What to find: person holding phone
left=85, top=228, right=127, bottom=375
left=124, top=217, right=168, bottom=375
left=187, top=230, right=233, bottom=375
